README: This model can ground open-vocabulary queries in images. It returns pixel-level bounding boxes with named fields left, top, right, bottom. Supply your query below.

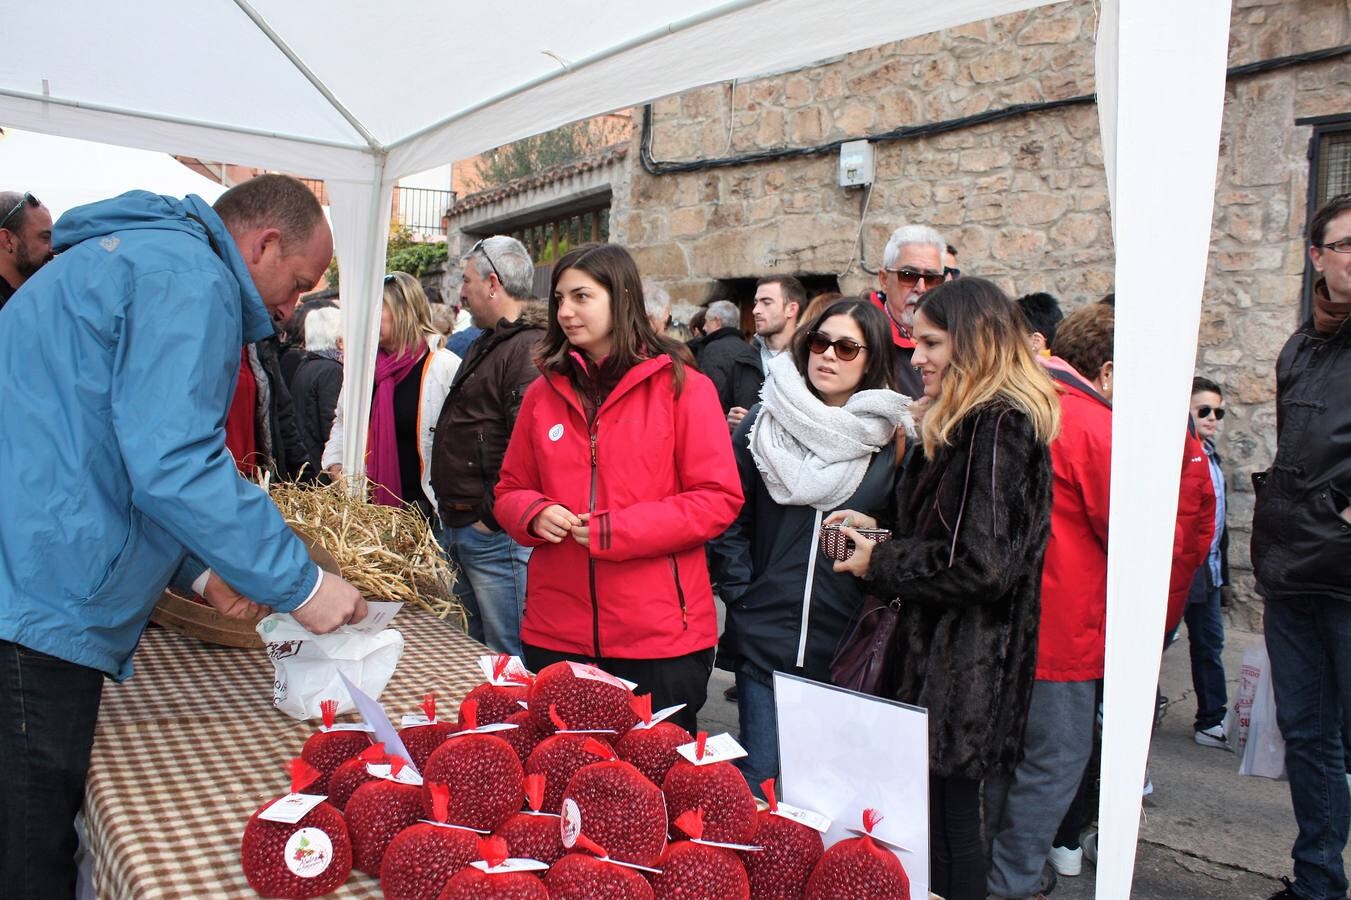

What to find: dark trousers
left=0, top=641, right=104, bottom=900
left=930, top=774, right=985, bottom=900
left=1265, top=596, right=1351, bottom=900
left=1184, top=568, right=1228, bottom=730
left=522, top=644, right=714, bottom=734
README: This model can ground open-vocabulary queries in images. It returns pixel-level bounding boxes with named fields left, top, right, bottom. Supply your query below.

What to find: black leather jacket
left=1251, top=281, right=1351, bottom=602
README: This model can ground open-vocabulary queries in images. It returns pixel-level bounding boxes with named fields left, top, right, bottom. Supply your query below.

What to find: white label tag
left=693, top=838, right=764, bottom=851
left=417, top=819, right=491, bottom=834
left=846, top=828, right=912, bottom=853
left=559, top=798, right=582, bottom=848
left=470, top=858, right=551, bottom=874
left=339, top=673, right=419, bottom=777
left=517, top=700, right=530, bottom=709
left=447, top=722, right=520, bottom=737
left=772, top=803, right=832, bottom=834
left=259, top=793, right=327, bottom=825
left=522, top=810, right=561, bottom=818
left=566, top=661, right=636, bottom=691
left=340, top=601, right=402, bottom=634
left=675, top=733, right=748, bottom=766
left=400, top=714, right=437, bottom=728
left=366, top=763, right=423, bottom=786
left=284, top=827, right=334, bottom=878
left=630, top=704, right=686, bottom=730
left=318, top=723, right=375, bottom=734
left=554, top=728, right=617, bottom=736
left=600, top=857, right=663, bottom=874
left=479, top=655, right=533, bottom=686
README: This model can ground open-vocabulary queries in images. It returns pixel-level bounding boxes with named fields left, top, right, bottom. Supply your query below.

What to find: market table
left=84, top=609, right=484, bottom=899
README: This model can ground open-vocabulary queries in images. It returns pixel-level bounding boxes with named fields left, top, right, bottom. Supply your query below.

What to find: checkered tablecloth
left=85, top=609, right=485, bottom=898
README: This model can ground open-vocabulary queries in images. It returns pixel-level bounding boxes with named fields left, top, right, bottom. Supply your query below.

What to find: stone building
left=444, top=0, right=1350, bottom=622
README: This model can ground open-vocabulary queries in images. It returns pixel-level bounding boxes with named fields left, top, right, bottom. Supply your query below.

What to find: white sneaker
left=1195, top=724, right=1232, bottom=750
left=1081, top=831, right=1098, bottom=865
left=1143, top=770, right=1154, bottom=797
left=1048, top=844, right=1082, bottom=876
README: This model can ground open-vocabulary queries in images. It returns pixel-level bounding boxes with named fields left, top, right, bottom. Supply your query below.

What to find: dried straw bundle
left=264, top=475, right=464, bottom=627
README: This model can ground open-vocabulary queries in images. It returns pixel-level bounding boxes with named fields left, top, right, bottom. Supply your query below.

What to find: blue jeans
left=0, top=641, right=104, bottom=899
left=436, top=523, right=530, bottom=657
left=1265, top=596, right=1351, bottom=900
left=1185, top=569, right=1228, bottom=731
left=733, top=666, right=778, bottom=797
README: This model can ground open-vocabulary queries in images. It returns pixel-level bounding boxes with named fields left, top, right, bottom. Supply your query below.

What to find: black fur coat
left=866, top=403, right=1053, bottom=779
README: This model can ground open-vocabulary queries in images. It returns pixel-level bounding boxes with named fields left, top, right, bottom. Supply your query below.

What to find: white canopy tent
left=1, top=1, right=1233, bottom=895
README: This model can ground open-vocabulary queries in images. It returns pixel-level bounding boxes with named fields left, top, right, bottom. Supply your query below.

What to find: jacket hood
left=53, top=191, right=275, bottom=343
left=519, top=300, right=551, bottom=329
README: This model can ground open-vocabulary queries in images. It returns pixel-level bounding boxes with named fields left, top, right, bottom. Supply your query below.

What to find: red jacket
left=1036, top=375, right=1112, bottom=681
left=1167, top=426, right=1217, bottom=632
left=495, top=356, right=743, bottom=660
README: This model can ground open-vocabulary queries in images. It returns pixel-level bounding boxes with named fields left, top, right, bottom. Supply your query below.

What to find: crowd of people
left=0, top=175, right=1347, bottom=900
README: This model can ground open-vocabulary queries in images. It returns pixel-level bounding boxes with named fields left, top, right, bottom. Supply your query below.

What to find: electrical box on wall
left=839, top=140, right=874, bottom=187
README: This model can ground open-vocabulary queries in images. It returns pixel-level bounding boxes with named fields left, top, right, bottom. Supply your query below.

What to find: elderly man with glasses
left=869, top=223, right=948, bottom=399
left=0, top=191, right=54, bottom=310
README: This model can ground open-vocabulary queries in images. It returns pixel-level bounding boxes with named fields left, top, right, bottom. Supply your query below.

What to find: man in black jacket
left=690, top=299, right=762, bottom=415
left=430, top=235, right=544, bottom=656
left=1253, top=193, right=1351, bottom=900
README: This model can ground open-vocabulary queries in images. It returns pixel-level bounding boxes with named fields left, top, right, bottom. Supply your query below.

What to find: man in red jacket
left=987, top=309, right=1112, bottom=898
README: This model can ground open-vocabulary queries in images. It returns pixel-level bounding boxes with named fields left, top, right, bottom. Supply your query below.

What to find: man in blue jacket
left=0, top=174, right=367, bottom=897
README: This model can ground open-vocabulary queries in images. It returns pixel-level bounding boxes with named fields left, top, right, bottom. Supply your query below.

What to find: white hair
left=882, top=224, right=947, bottom=269
left=706, top=300, right=740, bottom=329
left=464, top=235, right=535, bottom=299
left=304, top=306, right=342, bottom=352
left=643, top=280, right=671, bottom=318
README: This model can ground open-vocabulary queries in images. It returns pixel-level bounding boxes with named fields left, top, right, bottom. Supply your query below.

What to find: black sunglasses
left=1196, top=405, right=1226, bottom=421
left=885, top=266, right=945, bottom=292
left=0, top=192, right=39, bottom=232
left=468, top=238, right=504, bottom=285
left=806, top=331, right=867, bottom=361
left=944, top=266, right=960, bottom=281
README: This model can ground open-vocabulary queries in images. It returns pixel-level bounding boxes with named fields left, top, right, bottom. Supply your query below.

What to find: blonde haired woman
left=324, top=272, right=460, bottom=517
left=831, top=277, right=1059, bottom=900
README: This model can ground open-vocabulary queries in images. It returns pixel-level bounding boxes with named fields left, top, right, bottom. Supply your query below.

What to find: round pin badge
left=548, top=423, right=565, bottom=442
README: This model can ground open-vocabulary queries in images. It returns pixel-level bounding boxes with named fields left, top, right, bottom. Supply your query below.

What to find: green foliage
left=323, top=224, right=448, bottom=291
left=475, top=120, right=609, bottom=188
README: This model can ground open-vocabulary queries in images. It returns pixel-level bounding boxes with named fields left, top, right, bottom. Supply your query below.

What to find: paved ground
left=697, top=614, right=1343, bottom=898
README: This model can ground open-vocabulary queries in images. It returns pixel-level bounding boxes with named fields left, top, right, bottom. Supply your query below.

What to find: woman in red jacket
left=494, top=243, right=743, bottom=732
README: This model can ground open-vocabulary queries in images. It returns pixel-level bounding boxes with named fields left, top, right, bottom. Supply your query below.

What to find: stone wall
left=609, top=0, right=1351, bottom=627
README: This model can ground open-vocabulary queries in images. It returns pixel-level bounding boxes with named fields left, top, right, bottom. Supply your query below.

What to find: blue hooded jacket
left=0, top=192, right=319, bottom=680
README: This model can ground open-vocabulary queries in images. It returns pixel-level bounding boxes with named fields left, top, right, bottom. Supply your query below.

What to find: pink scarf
left=366, top=344, right=426, bottom=506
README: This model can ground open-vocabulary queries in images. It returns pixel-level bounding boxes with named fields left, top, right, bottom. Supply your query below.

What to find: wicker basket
left=149, top=534, right=342, bottom=649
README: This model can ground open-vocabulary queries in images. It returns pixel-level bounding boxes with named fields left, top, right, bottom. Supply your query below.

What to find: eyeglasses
left=944, top=266, right=960, bottom=281
left=1317, top=238, right=1351, bottom=253
left=806, top=331, right=867, bottom=361
left=467, top=238, right=504, bottom=284
left=885, top=266, right=946, bottom=292
left=1195, top=405, right=1226, bottom=421
left=0, top=192, right=39, bottom=232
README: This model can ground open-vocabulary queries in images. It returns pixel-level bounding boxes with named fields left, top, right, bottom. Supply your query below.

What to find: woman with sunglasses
left=830, top=278, right=1060, bottom=900
left=323, top=271, right=460, bottom=518
left=494, top=244, right=741, bottom=731
left=708, top=298, right=912, bottom=791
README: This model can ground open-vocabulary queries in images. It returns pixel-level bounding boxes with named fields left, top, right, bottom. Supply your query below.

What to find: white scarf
left=749, top=352, right=914, bottom=511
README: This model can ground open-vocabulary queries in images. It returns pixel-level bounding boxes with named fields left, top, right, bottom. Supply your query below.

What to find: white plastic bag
left=1225, top=640, right=1286, bottom=779
left=256, top=613, right=404, bottom=720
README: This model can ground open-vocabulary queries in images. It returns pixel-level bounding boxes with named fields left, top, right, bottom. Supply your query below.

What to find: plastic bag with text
left=1224, top=640, right=1286, bottom=779
left=256, top=614, right=404, bottom=720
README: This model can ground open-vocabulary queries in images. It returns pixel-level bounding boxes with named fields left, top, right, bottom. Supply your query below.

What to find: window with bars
left=1298, top=113, right=1351, bottom=314
left=508, top=206, right=610, bottom=266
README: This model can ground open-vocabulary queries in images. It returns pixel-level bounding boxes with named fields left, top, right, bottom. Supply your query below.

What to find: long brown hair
left=382, top=271, right=438, bottom=355
left=536, top=243, right=690, bottom=391
left=915, top=277, right=1060, bottom=457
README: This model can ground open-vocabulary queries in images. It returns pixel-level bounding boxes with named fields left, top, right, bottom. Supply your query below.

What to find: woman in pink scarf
left=323, top=272, right=460, bottom=517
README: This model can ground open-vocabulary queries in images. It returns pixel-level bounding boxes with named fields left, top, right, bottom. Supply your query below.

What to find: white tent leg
left=327, top=168, right=394, bottom=484
left=1094, top=3, right=1232, bottom=897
